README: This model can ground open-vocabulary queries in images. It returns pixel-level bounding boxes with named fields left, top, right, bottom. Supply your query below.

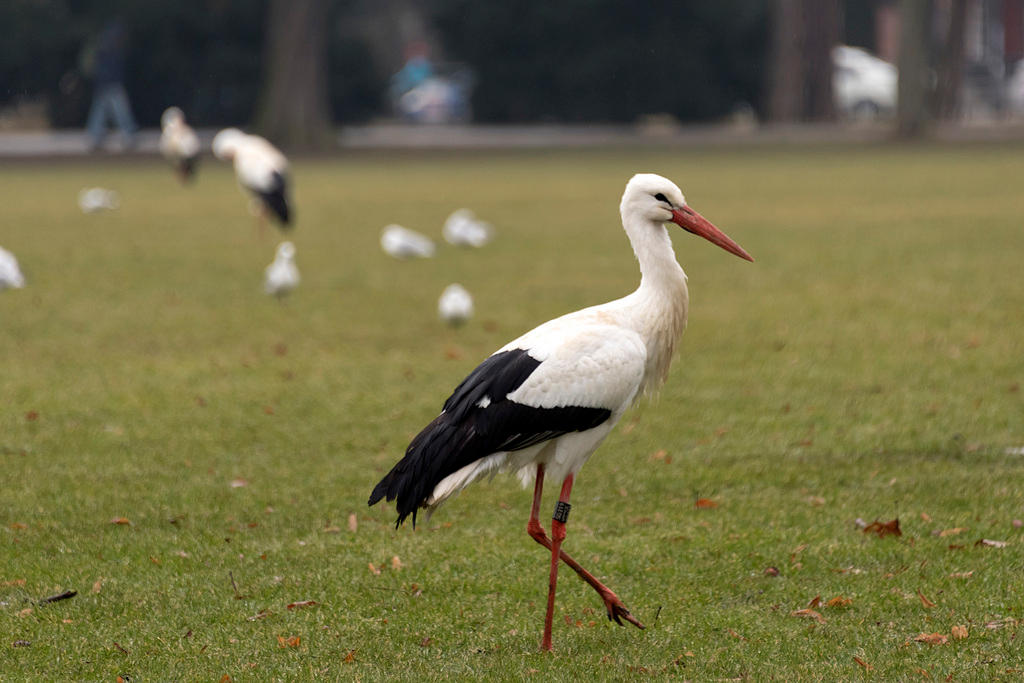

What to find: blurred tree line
left=0, top=0, right=381, bottom=133
left=0, top=0, right=776, bottom=132
left=1, top=0, right=927, bottom=144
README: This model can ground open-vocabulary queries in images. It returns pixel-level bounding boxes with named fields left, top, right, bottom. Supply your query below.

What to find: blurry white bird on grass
left=212, top=128, right=292, bottom=233
left=78, top=187, right=120, bottom=213
left=264, top=241, right=300, bottom=298
left=0, top=246, right=26, bottom=290
left=443, top=208, right=493, bottom=247
left=438, top=283, right=473, bottom=327
left=380, top=224, right=435, bottom=259
left=159, top=107, right=201, bottom=183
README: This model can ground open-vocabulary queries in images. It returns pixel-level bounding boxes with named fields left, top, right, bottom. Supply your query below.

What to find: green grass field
left=2, top=143, right=1023, bottom=680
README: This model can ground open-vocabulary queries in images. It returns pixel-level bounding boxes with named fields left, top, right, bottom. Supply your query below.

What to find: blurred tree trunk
left=897, top=0, right=931, bottom=137
left=255, top=0, right=333, bottom=149
left=933, top=0, right=967, bottom=120
left=803, top=0, right=840, bottom=121
left=767, top=0, right=841, bottom=122
left=768, top=0, right=803, bottom=121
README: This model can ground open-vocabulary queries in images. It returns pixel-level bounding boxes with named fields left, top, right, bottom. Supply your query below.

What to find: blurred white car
left=832, top=45, right=897, bottom=119
left=1006, top=60, right=1024, bottom=115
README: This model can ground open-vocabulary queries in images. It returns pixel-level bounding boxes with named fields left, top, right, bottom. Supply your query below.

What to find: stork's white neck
left=620, top=212, right=690, bottom=395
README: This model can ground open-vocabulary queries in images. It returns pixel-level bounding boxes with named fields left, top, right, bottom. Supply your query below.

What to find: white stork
left=263, top=241, right=300, bottom=298
left=0, top=246, right=26, bottom=290
left=438, top=283, right=474, bottom=326
left=369, top=174, right=753, bottom=651
left=159, top=107, right=201, bottom=183
left=212, top=128, right=292, bottom=230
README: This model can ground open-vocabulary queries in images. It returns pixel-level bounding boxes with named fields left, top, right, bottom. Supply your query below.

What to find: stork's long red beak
left=671, top=207, right=754, bottom=262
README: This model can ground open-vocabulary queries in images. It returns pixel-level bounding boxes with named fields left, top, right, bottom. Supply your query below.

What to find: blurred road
left=2, top=121, right=1024, bottom=158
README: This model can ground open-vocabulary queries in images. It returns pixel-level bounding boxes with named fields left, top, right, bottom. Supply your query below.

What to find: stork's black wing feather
left=368, top=349, right=611, bottom=527
left=257, top=171, right=291, bottom=226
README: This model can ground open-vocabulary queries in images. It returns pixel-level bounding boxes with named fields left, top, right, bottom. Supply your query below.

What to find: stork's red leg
left=540, top=474, right=573, bottom=650
left=527, top=465, right=644, bottom=633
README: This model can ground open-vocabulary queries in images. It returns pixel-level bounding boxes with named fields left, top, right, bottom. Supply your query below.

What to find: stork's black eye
left=654, top=193, right=668, bottom=203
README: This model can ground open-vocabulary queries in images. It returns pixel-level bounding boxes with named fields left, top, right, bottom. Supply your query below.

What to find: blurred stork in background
left=213, top=128, right=292, bottom=233
left=159, top=107, right=201, bottom=183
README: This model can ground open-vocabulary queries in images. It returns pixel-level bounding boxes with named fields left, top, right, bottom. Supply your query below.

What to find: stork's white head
left=161, top=106, right=185, bottom=130
left=212, top=128, right=246, bottom=161
left=621, top=173, right=753, bottom=262
left=276, top=241, right=296, bottom=260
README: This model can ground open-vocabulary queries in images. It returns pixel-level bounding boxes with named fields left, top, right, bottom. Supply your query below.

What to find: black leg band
left=552, top=501, right=571, bottom=523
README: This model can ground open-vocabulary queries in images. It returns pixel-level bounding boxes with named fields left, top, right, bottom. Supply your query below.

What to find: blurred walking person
left=83, top=19, right=137, bottom=151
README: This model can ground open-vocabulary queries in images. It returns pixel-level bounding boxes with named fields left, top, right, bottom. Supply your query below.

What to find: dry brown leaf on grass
left=806, top=595, right=821, bottom=609
left=951, top=625, right=968, bottom=640
left=277, top=635, right=301, bottom=648
left=694, top=498, right=718, bottom=509
left=390, top=556, right=403, bottom=570
left=247, top=610, right=270, bottom=621
left=286, top=600, right=318, bottom=610
left=368, top=563, right=381, bottom=575
left=863, top=518, right=901, bottom=537
left=348, top=513, right=358, bottom=533
left=220, top=675, right=231, bottom=683
left=938, top=527, right=966, bottom=537
left=975, top=538, right=1008, bottom=548
left=918, top=590, right=936, bottom=608
left=853, top=656, right=873, bottom=671
left=343, top=649, right=357, bottom=663
left=826, top=596, right=852, bottom=608
left=92, top=578, right=103, bottom=593
left=790, top=608, right=826, bottom=624
left=914, top=632, right=949, bottom=645
left=9, top=522, right=27, bottom=530
left=949, top=571, right=973, bottom=579
left=230, top=478, right=248, bottom=488
left=110, top=517, right=131, bottom=525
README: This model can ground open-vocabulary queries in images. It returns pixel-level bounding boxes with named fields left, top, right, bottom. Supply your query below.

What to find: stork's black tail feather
left=368, top=414, right=466, bottom=529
